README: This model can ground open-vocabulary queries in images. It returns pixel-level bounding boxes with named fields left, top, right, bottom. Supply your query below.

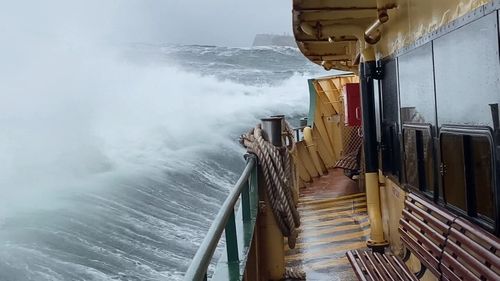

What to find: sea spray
left=0, top=42, right=333, bottom=280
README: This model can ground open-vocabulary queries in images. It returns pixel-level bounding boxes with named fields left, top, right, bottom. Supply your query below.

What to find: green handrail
left=184, top=155, right=259, bottom=281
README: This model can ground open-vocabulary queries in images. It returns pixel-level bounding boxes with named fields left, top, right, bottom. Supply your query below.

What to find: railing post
left=242, top=179, right=251, bottom=221
left=183, top=158, right=255, bottom=281
left=225, top=210, right=239, bottom=262
left=250, top=162, right=258, bottom=218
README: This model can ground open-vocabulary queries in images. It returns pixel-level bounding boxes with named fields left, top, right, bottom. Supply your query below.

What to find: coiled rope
left=240, top=121, right=310, bottom=280
left=240, top=121, right=306, bottom=280
left=240, top=122, right=299, bottom=247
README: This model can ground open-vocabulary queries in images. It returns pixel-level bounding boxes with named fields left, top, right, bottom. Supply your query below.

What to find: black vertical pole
left=360, top=61, right=379, bottom=173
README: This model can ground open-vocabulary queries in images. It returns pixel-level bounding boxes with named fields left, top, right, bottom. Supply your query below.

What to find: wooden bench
left=440, top=217, right=500, bottom=281
left=347, top=193, right=500, bottom=280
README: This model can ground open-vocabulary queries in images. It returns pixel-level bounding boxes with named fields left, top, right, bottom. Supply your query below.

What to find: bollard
left=261, top=117, right=283, bottom=147
left=299, top=117, right=308, bottom=127
left=270, top=115, right=300, bottom=206
left=270, top=115, right=287, bottom=145
left=270, top=114, right=285, bottom=131
left=259, top=117, right=285, bottom=280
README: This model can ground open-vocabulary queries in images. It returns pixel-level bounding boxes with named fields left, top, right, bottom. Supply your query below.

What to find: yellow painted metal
left=312, top=126, right=335, bottom=169
left=376, top=0, right=490, bottom=59
left=292, top=0, right=492, bottom=69
left=296, top=157, right=312, bottom=183
left=330, top=119, right=344, bottom=160
left=379, top=176, right=405, bottom=255
left=303, top=127, right=324, bottom=176
left=379, top=176, right=437, bottom=280
left=313, top=82, right=339, bottom=152
left=318, top=79, right=343, bottom=114
left=292, top=154, right=300, bottom=205
left=365, top=172, right=387, bottom=245
left=259, top=176, right=285, bottom=280
left=322, top=116, right=338, bottom=158
left=362, top=46, right=376, bottom=62
left=294, top=74, right=362, bottom=182
left=296, top=141, right=319, bottom=179
left=244, top=228, right=259, bottom=281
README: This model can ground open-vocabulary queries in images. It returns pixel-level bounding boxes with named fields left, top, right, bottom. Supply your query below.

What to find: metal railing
left=293, top=126, right=306, bottom=141
left=184, top=155, right=259, bottom=281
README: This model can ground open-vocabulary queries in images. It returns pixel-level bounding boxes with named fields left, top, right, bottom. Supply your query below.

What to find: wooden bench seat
left=441, top=218, right=500, bottom=281
left=347, top=193, right=500, bottom=280
left=346, top=250, right=418, bottom=281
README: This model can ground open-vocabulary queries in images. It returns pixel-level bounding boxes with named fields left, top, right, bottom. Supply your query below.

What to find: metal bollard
left=299, top=117, right=308, bottom=127
left=261, top=117, right=283, bottom=147
left=259, top=116, right=285, bottom=280
left=270, top=114, right=285, bottom=130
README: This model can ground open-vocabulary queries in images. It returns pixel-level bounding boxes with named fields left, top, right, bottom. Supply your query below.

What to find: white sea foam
left=0, top=33, right=312, bottom=213
left=0, top=2, right=327, bottom=280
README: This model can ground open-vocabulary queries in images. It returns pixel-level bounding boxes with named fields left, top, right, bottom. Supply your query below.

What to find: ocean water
left=0, top=44, right=327, bottom=281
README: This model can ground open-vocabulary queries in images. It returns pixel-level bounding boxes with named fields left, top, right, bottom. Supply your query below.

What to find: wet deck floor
left=285, top=169, right=369, bottom=280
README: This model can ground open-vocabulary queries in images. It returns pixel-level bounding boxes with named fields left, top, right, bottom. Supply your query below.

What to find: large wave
left=0, top=43, right=324, bottom=280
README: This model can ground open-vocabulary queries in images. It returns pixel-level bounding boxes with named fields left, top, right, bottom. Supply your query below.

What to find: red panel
left=343, top=83, right=362, bottom=126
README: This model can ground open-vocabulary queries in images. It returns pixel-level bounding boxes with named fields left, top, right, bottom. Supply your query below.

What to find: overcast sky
left=1, top=1, right=293, bottom=47
left=144, top=0, right=294, bottom=46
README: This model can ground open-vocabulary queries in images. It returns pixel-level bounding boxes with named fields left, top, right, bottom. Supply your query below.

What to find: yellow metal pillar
left=365, top=172, right=385, bottom=245
left=258, top=170, right=285, bottom=280
left=361, top=47, right=388, bottom=251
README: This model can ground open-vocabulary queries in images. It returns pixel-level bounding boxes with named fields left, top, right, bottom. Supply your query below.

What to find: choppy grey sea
left=0, top=44, right=328, bottom=281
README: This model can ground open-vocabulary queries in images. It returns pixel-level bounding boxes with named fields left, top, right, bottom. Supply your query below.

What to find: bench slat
left=453, top=218, right=500, bottom=269
left=401, top=209, right=447, bottom=246
left=385, top=254, right=418, bottom=281
left=346, top=250, right=418, bottom=281
left=441, top=251, right=481, bottom=281
left=400, top=234, right=441, bottom=277
left=440, top=265, right=461, bottom=281
left=441, top=218, right=500, bottom=281
left=373, top=253, right=413, bottom=281
left=408, top=193, right=455, bottom=222
left=347, top=192, right=500, bottom=281
left=404, top=201, right=450, bottom=233
left=454, top=218, right=500, bottom=251
left=445, top=231, right=497, bottom=280
left=363, top=251, right=391, bottom=281
left=371, top=253, right=400, bottom=281
left=399, top=219, right=442, bottom=265
left=346, top=250, right=370, bottom=281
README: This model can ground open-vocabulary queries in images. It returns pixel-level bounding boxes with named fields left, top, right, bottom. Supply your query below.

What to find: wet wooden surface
left=286, top=169, right=369, bottom=280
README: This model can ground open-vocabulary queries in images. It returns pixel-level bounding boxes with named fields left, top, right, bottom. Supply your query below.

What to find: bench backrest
left=441, top=218, right=500, bottom=281
left=399, top=193, right=455, bottom=277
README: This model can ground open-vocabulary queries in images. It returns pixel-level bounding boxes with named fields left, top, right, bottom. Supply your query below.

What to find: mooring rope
left=240, top=121, right=306, bottom=280
left=240, top=122, right=300, bottom=246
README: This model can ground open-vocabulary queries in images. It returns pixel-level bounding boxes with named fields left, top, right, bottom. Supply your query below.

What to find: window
left=381, top=121, right=402, bottom=180
left=440, top=127, right=495, bottom=226
left=380, top=58, right=402, bottom=181
left=403, top=124, right=434, bottom=195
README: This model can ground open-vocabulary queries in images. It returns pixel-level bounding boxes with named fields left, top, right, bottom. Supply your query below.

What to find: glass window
left=404, top=129, right=419, bottom=188
left=440, top=130, right=495, bottom=223
left=441, top=134, right=467, bottom=211
left=403, top=125, right=434, bottom=194
left=471, top=136, right=494, bottom=220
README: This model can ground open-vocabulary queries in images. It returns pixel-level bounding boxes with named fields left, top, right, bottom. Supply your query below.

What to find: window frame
left=402, top=123, right=434, bottom=198
left=439, top=125, right=497, bottom=232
